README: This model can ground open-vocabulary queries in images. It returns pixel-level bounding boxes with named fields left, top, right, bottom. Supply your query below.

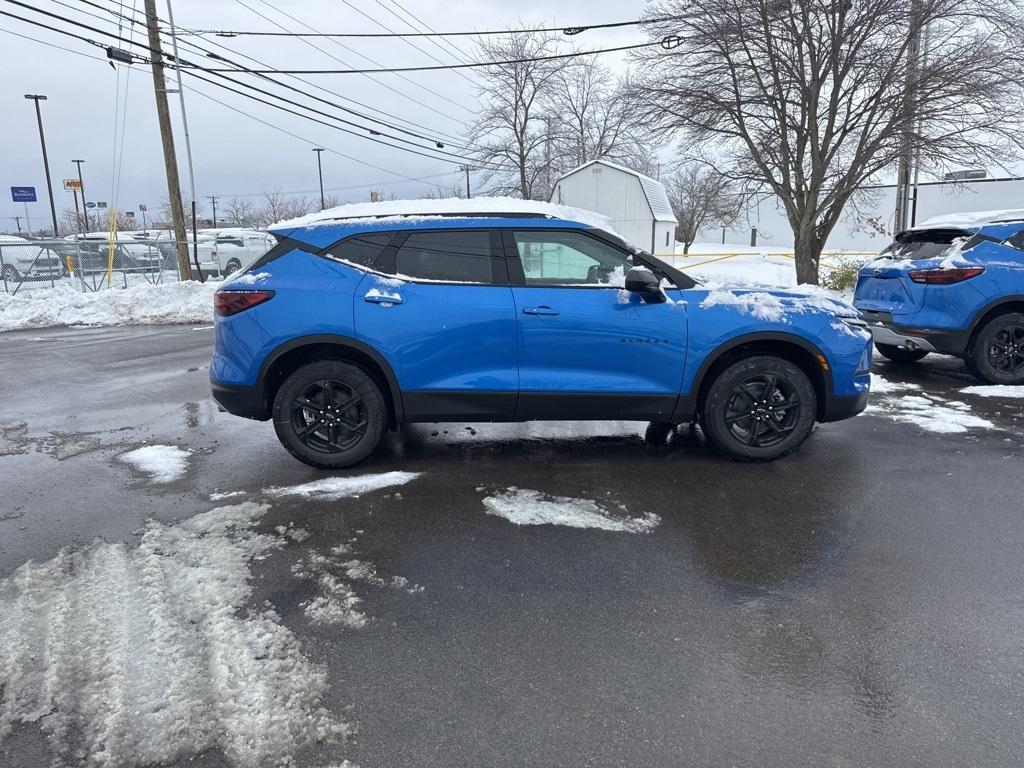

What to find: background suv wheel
left=272, top=360, right=387, bottom=469
left=700, top=355, right=817, bottom=462
left=969, top=312, right=1024, bottom=385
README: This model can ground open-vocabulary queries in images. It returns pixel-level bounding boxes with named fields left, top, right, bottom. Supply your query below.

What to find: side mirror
left=624, top=266, right=665, bottom=302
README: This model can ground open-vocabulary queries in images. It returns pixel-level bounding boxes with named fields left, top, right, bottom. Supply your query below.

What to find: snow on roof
left=553, top=159, right=678, bottom=224
left=915, top=208, right=1024, bottom=229
left=270, top=196, right=616, bottom=233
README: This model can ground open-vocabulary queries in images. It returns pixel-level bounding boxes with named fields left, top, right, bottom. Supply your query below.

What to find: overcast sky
left=0, top=0, right=642, bottom=232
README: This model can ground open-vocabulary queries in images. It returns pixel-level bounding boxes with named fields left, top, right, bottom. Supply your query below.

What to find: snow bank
left=271, top=196, right=616, bottom=235
left=120, top=444, right=191, bottom=483
left=482, top=487, right=659, bottom=533
left=961, top=385, right=1024, bottom=398
left=0, top=280, right=217, bottom=332
left=0, top=501, right=349, bottom=767
left=264, top=471, right=421, bottom=501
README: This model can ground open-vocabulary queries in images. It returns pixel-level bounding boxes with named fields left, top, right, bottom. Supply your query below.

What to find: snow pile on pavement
left=868, top=376, right=995, bottom=433
left=482, top=487, right=660, bottom=533
left=0, top=280, right=217, bottom=332
left=0, top=501, right=349, bottom=767
left=293, top=542, right=422, bottom=628
left=961, top=385, right=1024, bottom=398
left=120, top=444, right=191, bottom=483
left=265, top=471, right=421, bottom=501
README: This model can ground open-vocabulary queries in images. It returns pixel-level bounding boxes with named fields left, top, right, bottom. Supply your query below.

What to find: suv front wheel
left=272, top=360, right=387, bottom=469
left=700, top=355, right=818, bottom=462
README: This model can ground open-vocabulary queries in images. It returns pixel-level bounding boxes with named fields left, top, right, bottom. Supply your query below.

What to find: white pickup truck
left=198, top=229, right=276, bottom=277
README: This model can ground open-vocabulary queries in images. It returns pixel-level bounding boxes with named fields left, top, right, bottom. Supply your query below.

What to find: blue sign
left=11, top=186, right=36, bottom=203
left=85, top=201, right=96, bottom=209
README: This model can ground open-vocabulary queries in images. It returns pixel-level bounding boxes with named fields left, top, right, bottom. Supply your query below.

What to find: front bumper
left=820, top=390, right=869, bottom=423
left=859, top=309, right=970, bottom=356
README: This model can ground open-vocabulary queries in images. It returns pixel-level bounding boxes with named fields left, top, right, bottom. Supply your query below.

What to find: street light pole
left=313, top=148, right=326, bottom=210
left=73, top=160, right=89, bottom=231
left=25, top=95, right=60, bottom=237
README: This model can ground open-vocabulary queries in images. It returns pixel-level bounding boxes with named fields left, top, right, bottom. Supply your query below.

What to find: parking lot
left=2, top=323, right=1023, bottom=767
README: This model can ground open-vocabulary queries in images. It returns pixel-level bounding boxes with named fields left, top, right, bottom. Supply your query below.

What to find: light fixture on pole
left=24, top=94, right=60, bottom=237
left=313, top=148, right=326, bottom=210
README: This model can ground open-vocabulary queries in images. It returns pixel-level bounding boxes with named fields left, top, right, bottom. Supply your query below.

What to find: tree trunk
left=683, top=241, right=691, bottom=254
left=793, top=231, right=821, bottom=285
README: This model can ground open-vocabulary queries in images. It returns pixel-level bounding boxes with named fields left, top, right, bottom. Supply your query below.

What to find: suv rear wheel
left=272, top=360, right=387, bottom=469
left=968, top=312, right=1024, bottom=385
left=700, top=355, right=817, bottom=462
left=875, top=342, right=928, bottom=364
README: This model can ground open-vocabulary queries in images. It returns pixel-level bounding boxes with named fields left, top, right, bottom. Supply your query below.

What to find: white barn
left=550, top=159, right=678, bottom=256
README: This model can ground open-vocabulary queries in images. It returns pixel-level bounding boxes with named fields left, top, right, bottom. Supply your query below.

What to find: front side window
left=392, top=230, right=497, bottom=283
left=512, top=230, right=633, bottom=286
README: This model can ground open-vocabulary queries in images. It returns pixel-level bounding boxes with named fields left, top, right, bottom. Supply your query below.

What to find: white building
left=550, top=159, right=678, bottom=255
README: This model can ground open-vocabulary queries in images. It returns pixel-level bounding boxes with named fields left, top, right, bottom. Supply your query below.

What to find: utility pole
left=71, top=187, right=82, bottom=233
left=312, top=148, right=325, bottom=209
left=73, top=160, right=89, bottom=231
left=894, top=0, right=923, bottom=234
left=207, top=195, right=218, bottom=226
left=143, top=0, right=191, bottom=279
left=459, top=165, right=472, bottom=199
left=25, top=95, right=59, bottom=237
left=11, top=217, right=22, bottom=235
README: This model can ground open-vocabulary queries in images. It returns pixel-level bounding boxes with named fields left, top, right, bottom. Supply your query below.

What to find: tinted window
left=1007, top=230, right=1024, bottom=251
left=393, top=230, right=496, bottom=283
left=323, top=232, right=393, bottom=268
left=512, top=230, right=633, bottom=285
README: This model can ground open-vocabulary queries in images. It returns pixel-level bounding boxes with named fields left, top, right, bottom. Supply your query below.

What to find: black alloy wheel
left=969, top=312, right=1024, bottom=385
left=290, top=379, right=368, bottom=453
left=723, top=372, right=802, bottom=449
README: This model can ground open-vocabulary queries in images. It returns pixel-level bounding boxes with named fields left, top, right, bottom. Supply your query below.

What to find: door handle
left=364, top=291, right=402, bottom=305
left=522, top=306, right=559, bottom=316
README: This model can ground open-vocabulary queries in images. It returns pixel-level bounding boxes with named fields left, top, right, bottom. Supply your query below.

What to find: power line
left=374, top=0, right=474, bottom=63
left=174, top=15, right=679, bottom=38
left=0, top=23, right=107, bottom=60
left=8, top=2, right=491, bottom=168
left=192, top=41, right=665, bottom=74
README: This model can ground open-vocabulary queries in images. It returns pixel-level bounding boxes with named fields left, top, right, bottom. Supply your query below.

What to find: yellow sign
left=63, top=178, right=82, bottom=191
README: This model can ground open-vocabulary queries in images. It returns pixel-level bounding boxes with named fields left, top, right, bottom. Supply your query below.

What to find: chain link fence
left=0, top=238, right=220, bottom=295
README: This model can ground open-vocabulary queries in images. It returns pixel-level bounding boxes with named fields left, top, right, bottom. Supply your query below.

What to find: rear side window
left=322, top=232, right=393, bottom=268
left=1006, top=230, right=1024, bottom=251
left=390, top=230, right=499, bottom=283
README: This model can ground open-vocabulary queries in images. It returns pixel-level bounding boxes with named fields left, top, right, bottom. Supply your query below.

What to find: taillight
left=908, top=267, right=985, bottom=285
left=215, top=290, right=274, bottom=316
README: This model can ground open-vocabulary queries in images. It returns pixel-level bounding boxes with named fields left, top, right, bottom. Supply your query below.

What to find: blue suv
left=854, top=213, right=1024, bottom=383
left=211, top=203, right=871, bottom=468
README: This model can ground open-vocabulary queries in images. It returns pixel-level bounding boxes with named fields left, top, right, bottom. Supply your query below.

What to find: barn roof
left=552, top=159, right=678, bottom=224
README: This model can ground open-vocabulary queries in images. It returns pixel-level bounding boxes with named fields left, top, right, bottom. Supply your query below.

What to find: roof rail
left=313, top=211, right=555, bottom=222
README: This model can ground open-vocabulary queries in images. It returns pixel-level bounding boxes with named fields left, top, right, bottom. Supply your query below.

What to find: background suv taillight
left=215, top=290, right=275, bottom=316
left=908, top=267, right=985, bottom=285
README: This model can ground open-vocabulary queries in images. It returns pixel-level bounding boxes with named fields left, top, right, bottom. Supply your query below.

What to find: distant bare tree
left=666, top=163, right=742, bottom=254
left=638, top=0, right=1024, bottom=284
left=157, top=198, right=202, bottom=230
left=257, top=189, right=312, bottom=227
left=223, top=198, right=256, bottom=227
left=548, top=59, right=651, bottom=176
left=468, top=28, right=568, bottom=200
left=420, top=183, right=465, bottom=200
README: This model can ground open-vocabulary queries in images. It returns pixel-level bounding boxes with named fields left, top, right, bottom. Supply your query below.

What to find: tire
left=967, top=312, right=1024, bottom=385
left=223, top=259, right=242, bottom=277
left=700, top=355, right=817, bottom=462
left=875, top=342, right=928, bottom=363
left=272, top=360, right=387, bottom=469
left=1, top=264, right=21, bottom=283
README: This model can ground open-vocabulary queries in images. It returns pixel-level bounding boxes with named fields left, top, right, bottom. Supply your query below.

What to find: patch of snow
left=0, top=502, right=349, bottom=766
left=869, top=392, right=995, bottom=433
left=0, top=280, right=217, bottom=332
left=120, top=445, right=191, bottom=483
left=701, top=290, right=787, bottom=322
left=916, top=208, right=1024, bottom=228
left=228, top=271, right=270, bottom=285
left=210, top=490, right=247, bottom=501
left=960, top=385, right=1024, bottom=398
left=870, top=374, right=921, bottom=394
left=271, top=196, right=619, bottom=238
left=482, top=487, right=660, bottom=533
left=264, top=471, right=421, bottom=501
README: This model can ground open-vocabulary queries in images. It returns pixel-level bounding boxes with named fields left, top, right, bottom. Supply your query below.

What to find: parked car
left=64, top=233, right=162, bottom=273
left=199, top=229, right=275, bottom=277
left=0, top=236, right=68, bottom=282
left=854, top=210, right=1024, bottom=384
left=211, top=201, right=871, bottom=468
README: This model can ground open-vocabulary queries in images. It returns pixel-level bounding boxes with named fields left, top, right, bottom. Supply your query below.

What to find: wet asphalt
left=1, top=324, right=1023, bottom=767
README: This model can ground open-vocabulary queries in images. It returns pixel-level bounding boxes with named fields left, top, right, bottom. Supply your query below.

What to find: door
left=506, top=228, right=687, bottom=420
left=353, top=228, right=519, bottom=421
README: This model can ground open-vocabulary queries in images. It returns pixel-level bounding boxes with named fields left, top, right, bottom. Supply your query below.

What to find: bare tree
left=638, top=0, right=1024, bottom=284
left=468, top=29, right=568, bottom=200
left=548, top=59, right=651, bottom=175
left=666, top=163, right=741, bottom=253
left=257, top=189, right=312, bottom=227
left=223, top=198, right=257, bottom=227
left=157, top=198, right=202, bottom=230
left=420, top=183, right=465, bottom=200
